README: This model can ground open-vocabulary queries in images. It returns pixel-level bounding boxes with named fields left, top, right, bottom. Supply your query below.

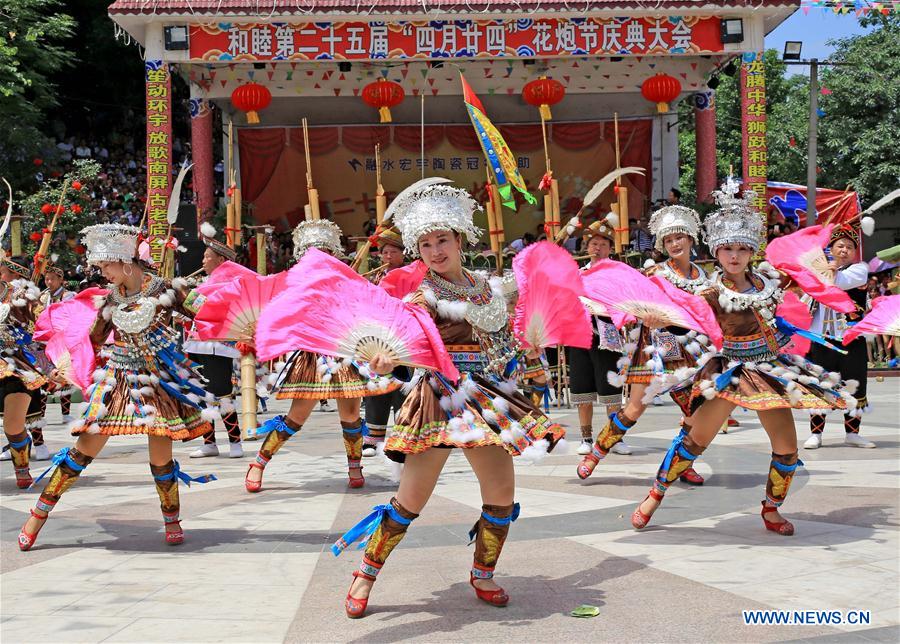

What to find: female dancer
left=631, top=181, right=856, bottom=536
left=577, top=205, right=707, bottom=485
left=18, top=224, right=221, bottom=550
left=334, top=182, right=565, bottom=618
left=245, top=219, right=397, bottom=492
left=1, top=255, right=47, bottom=488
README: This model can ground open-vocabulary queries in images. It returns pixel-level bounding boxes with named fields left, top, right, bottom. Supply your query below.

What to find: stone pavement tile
left=0, top=615, right=135, bottom=643
left=123, top=581, right=306, bottom=621
left=103, top=617, right=292, bottom=643
left=2, top=549, right=140, bottom=583
left=289, top=537, right=840, bottom=643
left=800, top=458, right=899, bottom=489
left=49, top=582, right=163, bottom=618
left=106, top=552, right=319, bottom=587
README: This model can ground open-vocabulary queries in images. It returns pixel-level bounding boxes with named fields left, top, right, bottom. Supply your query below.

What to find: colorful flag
left=460, top=73, right=536, bottom=210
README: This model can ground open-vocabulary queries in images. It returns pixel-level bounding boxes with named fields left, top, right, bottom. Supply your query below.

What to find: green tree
left=0, top=0, right=75, bottom=185
left=817, top=13, right=900, bottom=203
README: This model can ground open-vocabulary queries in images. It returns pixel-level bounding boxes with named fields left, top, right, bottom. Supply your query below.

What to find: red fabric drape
left=393, top=125, right=446, bottom=152
left=288, top=127, right=341, bottom=155
left=445, top=125, right=481, bottom=151
left=551, top=123, right=604, bottom=150
left=603, top=121, right=652, bottom=194
left=495, top=125, right=545, bottom=152
left=238, top=128, right=287, bottom=203
left=341, top=127, right=391, bottom=154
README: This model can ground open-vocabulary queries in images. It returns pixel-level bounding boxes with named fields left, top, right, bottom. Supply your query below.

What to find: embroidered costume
left=632, top=179, right=857, bottom=535
left=1, top=256, right=48, bottom=488
left=247, top=219, right=397, bottom=492
left=19, top=224, right=218, bottom=551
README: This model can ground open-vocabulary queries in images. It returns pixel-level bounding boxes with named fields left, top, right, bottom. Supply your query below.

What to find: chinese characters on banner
left=740, top=51, right=767, bottom=238
left=145, top=60, right=172, bottom=263
left=190, top=17, right=724, bottom=62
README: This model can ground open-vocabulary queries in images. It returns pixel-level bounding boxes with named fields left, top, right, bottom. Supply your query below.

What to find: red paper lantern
left=40, top=203, right=53, bottom=215
left=72, top=180, right=83, bottom=191
left=641, top=73, right=682, bottom=113
left=230, top=82, right=272, bottom=124
left=30, top=232, right=43, bottom=242
left=522, top=77, right=566, bottom=121
left=361, top=79, right=405, bottom=123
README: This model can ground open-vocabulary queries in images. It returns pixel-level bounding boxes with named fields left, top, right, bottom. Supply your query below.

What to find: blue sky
left=766, top=9, right=872, bottom=64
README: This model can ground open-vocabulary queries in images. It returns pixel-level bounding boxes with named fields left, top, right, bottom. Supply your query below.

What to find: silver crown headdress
left=390, top=180, right=482, bottom=257
left=292, top=219, right=344, bottom=259
left=648, top=205, right=702, bottom=253
left=703, top=177, right=765, bottom=254
left=80, top=224, right=141, bottom=265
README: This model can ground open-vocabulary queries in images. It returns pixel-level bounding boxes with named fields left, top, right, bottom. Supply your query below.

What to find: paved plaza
left=2, top=379, right=898, bottom=643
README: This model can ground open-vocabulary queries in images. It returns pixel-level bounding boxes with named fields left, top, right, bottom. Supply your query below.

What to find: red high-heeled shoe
left=761, top=502, right=794, bottom=536
left=470, top=574, right=509, bottom=607
left=679, top=467, right=705, bottom=485
left=245, top=462, right=264, bottom=493
left=348, top=472, right=365, bottom=489
left=576, top=454, right=599, bottom=480
left=345, top=570, right=375, bottom=618
left=14, top=467, right=33, bottom=490
left=631, top=487, right=665, bottom=530
left=165, top=518, right=184, bottom=545
left=18, top=509, right=47, bottom=551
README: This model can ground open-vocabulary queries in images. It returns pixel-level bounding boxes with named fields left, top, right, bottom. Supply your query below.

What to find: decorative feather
left=581, top=166, right=644, bottom=210
left=379, top=260, right=427, bottom=299
left=193, top=271, right=286, bottom=343
left=167, top=162, right=194, bottom=225
left=0, top=177, right=12, bottom=242
left=582, top=260, right=723, bottom=348
left=513, top=241, right=592, bottom=349
left=33, top=287, right=108, bottom=392
left=383, top=177, right=452, bottom=222
left=843, top=295, right=900, bottom=344
left=765, top=225, right=855, bottom=314
left=861, top=187, right=900, bottom=215
left=256, top=248, right=459, bottom=381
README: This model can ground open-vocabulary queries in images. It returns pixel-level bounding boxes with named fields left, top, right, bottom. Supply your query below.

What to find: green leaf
left=570, top=605, right=601, bottom=618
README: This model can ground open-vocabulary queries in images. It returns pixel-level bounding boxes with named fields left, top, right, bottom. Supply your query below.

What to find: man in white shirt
left=804, top=224, right=874, bottom=449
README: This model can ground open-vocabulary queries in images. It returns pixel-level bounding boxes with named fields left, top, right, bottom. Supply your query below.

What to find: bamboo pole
left=32, top=179, right=70, bottom=282
left=302, top=118, right=320, bottom=220
left=351, top=144, right=387, bottom=272
left=611, top=113, right=629, bottom=254
left=10, top=216, right=22, bottom=256
left=240, top=352, right=258, bottom=441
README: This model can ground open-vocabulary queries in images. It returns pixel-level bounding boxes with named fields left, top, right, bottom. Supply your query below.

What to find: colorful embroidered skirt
left=275, top=351, right=400, bottom=400
left=624, top=325, right=696, bottom=385
left=385, top=372, right=566, bottom=463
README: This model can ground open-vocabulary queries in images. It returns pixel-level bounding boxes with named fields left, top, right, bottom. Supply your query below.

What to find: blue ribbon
left=715, top=364, right=742, bottom=391
left=775, top=316, right=848, bottom=355
left=532, top=383, right=550, bottom=412
left=153, top=460, right=217, bottom=487
left=343, top=420, right=366, bottom=436
left=611, top=412, right=631, bottom=433
left=331, top=503, right=413, bottom=557
left=771, top=458, right=803, bottom=474
left=254, top=415, right=297, bottom=437
left=9, top=435, right=32, bottom=449
left=468, top=503, right=521, bottom=542
left=31, top=448, right=85, bottom=488
left=656, top=433, right=697, bottom=485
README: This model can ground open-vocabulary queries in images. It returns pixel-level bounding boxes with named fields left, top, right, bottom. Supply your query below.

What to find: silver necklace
left=428, top=270, right=508, bottom=333
left=711, top=270, right=782, bottom=321
left=660, top=260, right=707, bottom=294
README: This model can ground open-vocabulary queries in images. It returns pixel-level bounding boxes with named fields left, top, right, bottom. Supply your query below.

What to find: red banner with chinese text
left=740, top=51, right=767, bottom=244
left=238, top=120, right=652, bottom=241
left=145, top=60, right=172, bottom=263
left=190, top=17, right=723, bottom=62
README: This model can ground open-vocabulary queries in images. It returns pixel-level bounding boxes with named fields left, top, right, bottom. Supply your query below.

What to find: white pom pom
left=552, top=438, right=570, bottom=454
left=201, top=407, right=221, bottom=421
left=322, top=373, right=333, bottom=383
left=491, top=396, right=510, bottom=415
left=158, top=292, right=174, bottom=307
left=499, top=429, right=514, bottom=443
left=140, top=386, right=154, bottom=397
left=200, top=221, right=217, bottom=238
left=861, top=216, right=875, bottom=237
left=481, top=408, right=498, bottom=424
left=137, top=374, right=151, bottom=385
left=186, top=392, right=201, bottom=404
left=643, top=258, right=656, bottom=269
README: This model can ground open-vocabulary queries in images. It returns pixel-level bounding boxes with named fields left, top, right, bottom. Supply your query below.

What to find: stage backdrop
left=238, top=121, right=652, bottom=241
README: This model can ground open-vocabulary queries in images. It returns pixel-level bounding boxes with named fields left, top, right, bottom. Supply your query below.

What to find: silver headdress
left=292, top=219, right=344, bottom=259
left=648, top=205, right=702, bottom=253
left=80, top=224, right=141, bottom=265
left=391, top=180, right=482, bottom=257
left=703, top=176, right=765, bottom=254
